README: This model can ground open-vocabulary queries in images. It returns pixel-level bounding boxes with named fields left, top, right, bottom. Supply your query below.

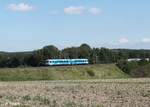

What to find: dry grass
left=0, top=64, right=128, bottom=81
left=0, top=78, right=149, bottom=107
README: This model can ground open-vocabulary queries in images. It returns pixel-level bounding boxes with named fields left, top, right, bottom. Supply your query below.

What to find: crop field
left=0, top=78, right=149, bottom=107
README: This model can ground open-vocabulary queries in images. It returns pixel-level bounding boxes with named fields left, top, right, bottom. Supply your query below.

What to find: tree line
left=0, top=43, right=150, bottom=68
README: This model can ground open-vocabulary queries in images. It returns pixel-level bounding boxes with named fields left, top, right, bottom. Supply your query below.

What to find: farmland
left=0, top=64, right=149, bottom=107
left=0, top=78, right=149, bottom=107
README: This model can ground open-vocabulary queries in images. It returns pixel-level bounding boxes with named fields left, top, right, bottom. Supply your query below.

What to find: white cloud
left=8, top=3, right=34, bottom=12
left=89, top=8, right=102, bottom=15
left=142, top=38, right=150, bottom=43
left=50, top=10, right=60, bottom=15
left=64, top=6, right=101, bottom=15
left=64, top=6, right=85, bottom=15
left=119, top=38, right=129, bottom=44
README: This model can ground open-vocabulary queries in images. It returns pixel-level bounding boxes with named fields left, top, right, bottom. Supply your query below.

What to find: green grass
left=0, top=64, right=129, bottom=81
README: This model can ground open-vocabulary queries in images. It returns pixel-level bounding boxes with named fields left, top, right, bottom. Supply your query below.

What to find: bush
left=22, top=95, right=31, bottom=101
left=130, top=64, right=150, bottom=77
left=116, top=60, right=150, bottom=77
left=86, top=69, right=95, bottom=77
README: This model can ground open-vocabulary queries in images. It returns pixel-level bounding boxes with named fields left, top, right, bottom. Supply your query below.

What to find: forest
left=0, top=43, right=150, bottom=68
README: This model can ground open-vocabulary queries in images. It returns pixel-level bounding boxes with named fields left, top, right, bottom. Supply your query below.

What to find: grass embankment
left=0, top=64, right=129, bottom=81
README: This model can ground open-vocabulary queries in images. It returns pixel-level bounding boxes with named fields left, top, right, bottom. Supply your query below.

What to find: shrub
left=86, top=69, right=95, bottom=77
left=33, top=96, right=50, bottom=105
left=117, top=60, right=150, bottom=77
left=22, top=95, right=31, bottom=101
left=63, top=101, right=77, bottom=107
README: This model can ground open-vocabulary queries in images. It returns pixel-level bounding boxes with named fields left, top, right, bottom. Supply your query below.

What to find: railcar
left=45, top=59, right=89, bottom=66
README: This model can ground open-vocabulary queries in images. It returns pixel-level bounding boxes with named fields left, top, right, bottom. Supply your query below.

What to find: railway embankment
left=0, top=64, right=128, bottom=81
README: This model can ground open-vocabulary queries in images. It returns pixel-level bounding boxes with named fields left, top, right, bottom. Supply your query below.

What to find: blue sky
left=0, top=0, right=150, bottom=52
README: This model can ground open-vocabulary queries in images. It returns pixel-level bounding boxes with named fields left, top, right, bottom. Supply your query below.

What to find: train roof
left=46, top=59, right=88, bottom=61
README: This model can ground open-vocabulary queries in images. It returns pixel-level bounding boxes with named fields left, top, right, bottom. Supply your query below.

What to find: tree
left=24, top=55, right=38, bottom=67
left=61, top=47, right=78, bottom=59
left=8, top=57, right=21, bottom=68
left=0, top=54, right=8, bottom=67
left=89, top=48, right=99, bottom=64
left=78, top=44, right=91, bottom=59
left=42, top=45, right=60, bottom=59
left=98, top=47, right=116, bottom=63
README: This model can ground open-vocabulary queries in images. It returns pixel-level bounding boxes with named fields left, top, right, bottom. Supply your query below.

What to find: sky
left=0, top=0, right=150, bottom=52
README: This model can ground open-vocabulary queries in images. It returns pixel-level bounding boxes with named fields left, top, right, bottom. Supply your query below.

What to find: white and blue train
left=45, top=59, right=89, bottom=66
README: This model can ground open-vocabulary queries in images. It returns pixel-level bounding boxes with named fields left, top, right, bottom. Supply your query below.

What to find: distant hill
left=0, top=51, right=32, bottom=55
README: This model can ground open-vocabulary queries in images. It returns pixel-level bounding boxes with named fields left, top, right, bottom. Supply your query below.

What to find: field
left=0, top=78, right=150, bottom=107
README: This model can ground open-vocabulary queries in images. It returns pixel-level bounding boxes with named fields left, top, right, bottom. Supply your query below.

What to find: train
left=44, top=59, right=89, bottom=66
